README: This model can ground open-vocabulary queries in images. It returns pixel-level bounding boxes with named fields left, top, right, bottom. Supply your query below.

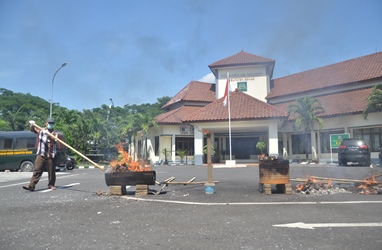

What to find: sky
left=1, top=0, right=382, bottom=111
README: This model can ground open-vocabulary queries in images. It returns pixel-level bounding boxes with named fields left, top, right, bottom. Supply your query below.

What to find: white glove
left=29, top=120, right=35, bottom=125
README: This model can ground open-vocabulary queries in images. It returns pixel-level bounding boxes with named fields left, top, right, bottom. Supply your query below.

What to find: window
left=137, top=140, right=142, bottom=159
left=0, top=138, right=13, bottom=149
left=291, top=134, right=311, bottom=154
left=320, top=130, right=344, bottom=153
left=15, top=137, right=35, bottom=149
left=353, top=127, right=382, bottom=152
left=175, top=137, right=194, bottom=155
left=154, top=136, right=159, bottom=156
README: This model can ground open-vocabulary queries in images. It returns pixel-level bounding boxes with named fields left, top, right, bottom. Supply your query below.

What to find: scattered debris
left=295, top=177, right=351, bottom=195
left=152, top=176, right=219, bottom=195
left=293, top=174, right=382, bottom=195
left=96, top=190, right=105, bottom=196
left=356, top=173, right=382, bottom=194
left=154, top=176, right=175, bottom=195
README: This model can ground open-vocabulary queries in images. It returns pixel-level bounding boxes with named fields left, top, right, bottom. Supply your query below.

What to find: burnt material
left=259, top=160, right=290, bottom=185
left=105, top=171, right=156, bottom=186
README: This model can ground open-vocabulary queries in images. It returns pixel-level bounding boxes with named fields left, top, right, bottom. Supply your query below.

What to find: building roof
left=208, top=50, right=275, bottom=77
left=273, top=87, right=372, bottom=117
left=156, top=106, right=201, bottom=124
left=183, top=91, right=287, bottom=122
left=267, top=52, right=382, bottom=99
left=161, top=81, right=216, bottom=110
left=158, top=51, right=381, bottom=125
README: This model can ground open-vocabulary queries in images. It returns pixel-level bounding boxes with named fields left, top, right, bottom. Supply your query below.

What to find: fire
left=109, top=143, right=151, bottom=172
left=296, top=174, right=382, bottom=195
left=357, top=173, right=381, bottom=195
left=296, top=176, right=321, bottom=192
left=295, top=176, right=336, bottom=194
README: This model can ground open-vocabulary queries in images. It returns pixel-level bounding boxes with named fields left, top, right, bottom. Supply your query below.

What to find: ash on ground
left=296, top=182, right=352, bottom=195
left=296, top=180, right=382, bottom=195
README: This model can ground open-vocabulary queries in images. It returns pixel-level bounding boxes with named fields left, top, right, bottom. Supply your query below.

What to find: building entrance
left=226, top=137, right=260, bottom=159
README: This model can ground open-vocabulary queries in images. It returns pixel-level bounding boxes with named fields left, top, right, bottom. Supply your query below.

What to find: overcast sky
left=1, top=0, right=381, bottom=111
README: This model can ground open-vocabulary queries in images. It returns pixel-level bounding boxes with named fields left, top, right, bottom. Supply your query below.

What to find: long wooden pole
left=32, top=123, right=105, bottom=172
left=207, top=133, right=212, bottom=183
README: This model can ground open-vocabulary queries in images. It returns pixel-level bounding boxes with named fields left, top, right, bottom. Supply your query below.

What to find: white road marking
left=0, top=173, right=85, bottom=188
left=121, top=197, right=382, bottom=206
left=273, top=222, right=382, bottom=230
left=40, top=182, right=80, bottom=192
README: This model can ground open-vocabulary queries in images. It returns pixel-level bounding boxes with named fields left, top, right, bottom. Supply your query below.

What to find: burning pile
left=356, top=173, right=382, bottom=195
left=108, top=143, right=151, bottom=173
left=295, top=177, right=351, bottom=195
left=295, top=174, right=382, bottom=195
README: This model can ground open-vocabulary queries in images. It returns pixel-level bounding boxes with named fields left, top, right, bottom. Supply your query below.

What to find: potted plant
left=176, top=149, right=187, bottom=163
left=161, top=148, right=170, bottom=165
left=256, top=141, right=266, bottom=161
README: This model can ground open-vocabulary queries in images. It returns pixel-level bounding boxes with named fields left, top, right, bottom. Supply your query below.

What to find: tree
left=0, top=87, right=169, bottom=164
left=287, top=96, right=325, bottom=160
left=0, top=88, right=49, bottom=131
left=363, top=84, right=382, bottom=120
left=176, top=149, right=187, bottom=163
left=256, top=141, right=266, bottom=155
left=161, top=148, right=170, bottom=165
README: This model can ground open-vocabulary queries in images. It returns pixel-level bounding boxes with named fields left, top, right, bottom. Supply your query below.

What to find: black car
left=56, top=153, right=77, bottom=171
left=338, top=138, right=371, bottom=166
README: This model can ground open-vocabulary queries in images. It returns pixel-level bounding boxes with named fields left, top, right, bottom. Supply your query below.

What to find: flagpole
left=227, top=73, right=232, bottom=161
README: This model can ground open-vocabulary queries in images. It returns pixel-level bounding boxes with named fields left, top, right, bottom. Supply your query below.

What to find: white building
left=135, top=51, right=382, bottom=165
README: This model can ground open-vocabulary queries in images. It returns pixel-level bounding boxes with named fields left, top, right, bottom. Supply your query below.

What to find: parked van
left=0, top=131, right=76, bottom=172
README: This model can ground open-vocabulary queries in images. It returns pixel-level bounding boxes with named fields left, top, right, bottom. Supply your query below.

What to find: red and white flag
left=223, top=75, right=231, bottom=106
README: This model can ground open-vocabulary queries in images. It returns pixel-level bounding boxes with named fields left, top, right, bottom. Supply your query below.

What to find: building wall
left=281, top=112, right=382, bottom=162
left=216, top=66, right=269, bottom=102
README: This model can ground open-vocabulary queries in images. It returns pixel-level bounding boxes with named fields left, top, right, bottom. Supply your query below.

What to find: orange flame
left=110, top=143, right=151, bottom=172
left=357, top=173, right=380, bottom=195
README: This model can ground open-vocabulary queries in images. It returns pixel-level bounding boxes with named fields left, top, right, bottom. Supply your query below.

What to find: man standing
left=23, top=117, right=58, bottom=191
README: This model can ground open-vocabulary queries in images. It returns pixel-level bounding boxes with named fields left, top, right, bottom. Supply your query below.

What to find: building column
left=282, top=132, right=288, bottom=159
left=194, top=128, right=203, bottom=165
left=311, top=130, right=317, bottom=160
left=171, top=134, right=176, bottom=162
left=288, top=133, right=293, bottom=157
left=317, top=130, right=321, bottom=160
left=268, top=122, right=278, bottom=156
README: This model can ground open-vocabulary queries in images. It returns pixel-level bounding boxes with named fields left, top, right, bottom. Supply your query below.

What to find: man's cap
left=46, top=117, right=55, bottom=123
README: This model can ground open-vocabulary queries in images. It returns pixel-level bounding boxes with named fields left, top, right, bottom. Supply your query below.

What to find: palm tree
left=287, top=96, right=325, bottom=160
left=135, top=112, right=158, bottom=161
left=363, top=84, right=382, bottom=120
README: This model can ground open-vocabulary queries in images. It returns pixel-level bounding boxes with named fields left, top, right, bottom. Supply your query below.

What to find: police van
left=0, top=131, right=76, bottom=172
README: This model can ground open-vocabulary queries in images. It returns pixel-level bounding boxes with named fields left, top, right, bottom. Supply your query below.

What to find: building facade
left=135, top=51, right=382, bottom=165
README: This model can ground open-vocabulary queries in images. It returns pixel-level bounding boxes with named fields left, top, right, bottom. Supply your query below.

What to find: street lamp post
left=50, top=63, right=67, bottom=117
left=107, top=98, right=114, bottom=121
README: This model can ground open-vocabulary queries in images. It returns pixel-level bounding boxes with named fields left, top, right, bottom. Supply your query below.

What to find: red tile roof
left=184, top=91, right=287, bottom=122
left=209, top=50, right=275, bottom=68
left=156, top=106, right=202, bottom=124
left=158, top=52, right=380, bottom=124
left=267, top=52, right=382, bottom=99
left=162, top=81, right=216, bottom=109
left=273, top=88, right=372, bottom=117
left=208, top=50, right=275, bottom=77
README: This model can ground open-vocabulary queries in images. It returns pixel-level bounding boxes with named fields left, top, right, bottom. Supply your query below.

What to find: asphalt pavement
left=1, top=163, right=382, bottom=250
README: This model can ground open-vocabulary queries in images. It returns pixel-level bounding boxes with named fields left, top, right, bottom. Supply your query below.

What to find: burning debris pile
left=107, top=143, right=151, bottom=173
left=295, top=174, right=382, bottom=195
left=356, top=174, right=382, bottom=195
left=295, top=177, right=351, bottom=195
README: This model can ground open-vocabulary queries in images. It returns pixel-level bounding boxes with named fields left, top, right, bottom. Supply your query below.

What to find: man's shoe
left=22, top=186, right=34, bottom=191
left=48, top=185, right=56, bottom=190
